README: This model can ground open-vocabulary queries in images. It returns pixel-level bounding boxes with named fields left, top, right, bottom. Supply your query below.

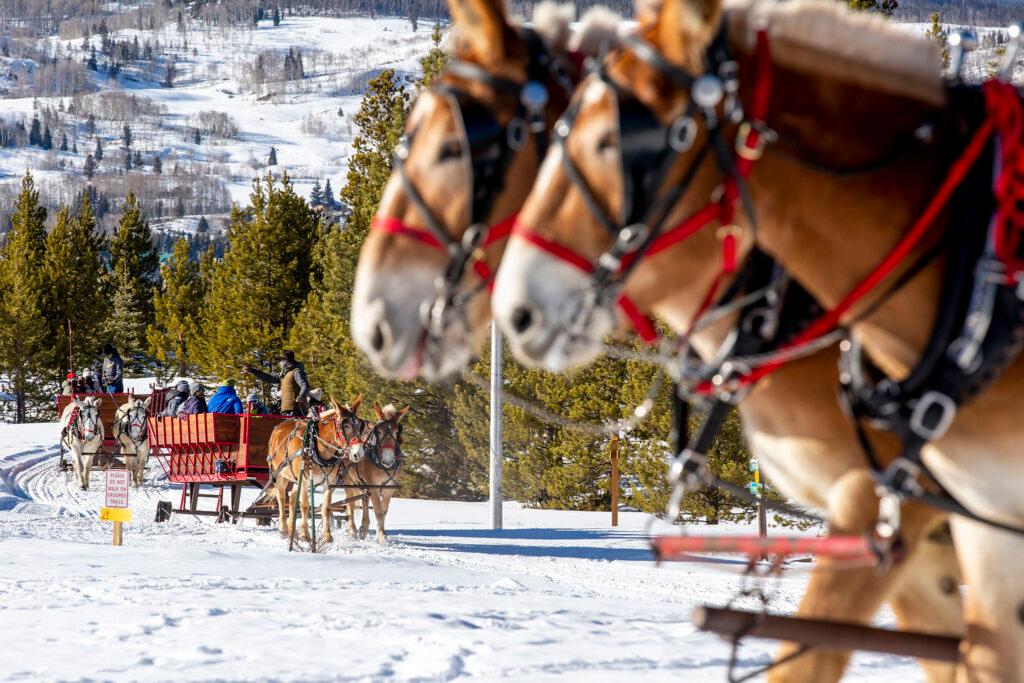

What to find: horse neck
left=737, top=54, right=950, bottom=377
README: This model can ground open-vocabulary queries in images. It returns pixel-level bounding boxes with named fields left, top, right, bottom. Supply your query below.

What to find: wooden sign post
left=101, top=469, right=132, bottom=546
left=610, top=434, right=620, bottom=527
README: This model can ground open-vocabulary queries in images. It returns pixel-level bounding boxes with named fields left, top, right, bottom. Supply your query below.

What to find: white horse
left=59, top=396, right=104, bottom=490
left=113, top=396, right=151, bottom=487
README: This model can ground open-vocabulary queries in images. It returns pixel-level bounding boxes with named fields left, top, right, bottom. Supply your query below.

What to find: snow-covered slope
left=0, top=420, right=922, bottom=681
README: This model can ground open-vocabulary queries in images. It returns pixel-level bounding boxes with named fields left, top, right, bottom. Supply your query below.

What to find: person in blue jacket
left=207, top=379, right=244, bottom=415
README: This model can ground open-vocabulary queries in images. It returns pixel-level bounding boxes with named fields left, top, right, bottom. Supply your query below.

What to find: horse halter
left=513, top=25, right=775, bottom=346
left=366, top=416, right=404, bottom=470
left=335, top=411, right=368, bottom=448
left=373, top=30, right=575, bottom=345
left=120, top=403, right=149, bottom=443
left=75, top=403, right=100, bottom=440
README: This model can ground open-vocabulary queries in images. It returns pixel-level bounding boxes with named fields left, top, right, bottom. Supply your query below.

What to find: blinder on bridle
left=388, top=31, right=574, bottom=342
left=337, top=412, right=367, bottom=446
left=551, top=27, right=759, bottom=332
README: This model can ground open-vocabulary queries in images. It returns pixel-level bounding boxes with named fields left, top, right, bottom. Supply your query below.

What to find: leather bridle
left=512, top=26, right=775, bottom=347
left=365, top=416, right=404, bottom=471
left=118, top=402, right=149, bottom=445
left=371, top=30, right=576, bottom=349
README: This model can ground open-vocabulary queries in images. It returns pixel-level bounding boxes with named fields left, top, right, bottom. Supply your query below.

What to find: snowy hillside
left=0, top=420, right=924, bottom=681
left=0, top=12, right=439, bottom=229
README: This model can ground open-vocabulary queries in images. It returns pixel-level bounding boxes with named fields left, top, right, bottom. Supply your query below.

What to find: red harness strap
left=371, top=213, right=515, bottom=286
left=695, top=81, right=1016, bottom=395
left=511, top=30, right=775, bottom=345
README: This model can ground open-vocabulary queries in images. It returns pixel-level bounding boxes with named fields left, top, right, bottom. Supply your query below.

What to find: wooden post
left=610, top=434, right=620, bottom=527
left=112, top=521, right=123, bottom=546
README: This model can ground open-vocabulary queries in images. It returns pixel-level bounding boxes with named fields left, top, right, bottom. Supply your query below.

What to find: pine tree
left=925, top=13, right=950, bottom=69
left=84, top=152, right=96, bottom=179
left=124, top=150, right=132, bottom=171
left=122, top=123, right=132, bottom=149
left=29, top=117, right=41, bottom=146
left=846, top=0, right=898, bottom=16
left=196, top=215, right=209, bottom=233
left=147, top=238, right=203, bottom=375
left=0, top=173, right=51, bottom=422
left=94, top=137, right=103, bottom=161
left=322, top=179, right=335, bottom=208
left=59, top=132, right=68, bottom=152
left=419, top=24, right=448, bottom=88
left=133, top=150, right=142, bottom=168
left=41, top=126, right=52, bottom=150
left=194, top=174, right=320, bottom=380
left=43, top=196, right=107, bottom=376
left=192, top=128, right=201, bottom=145
left=152, top=154, right=162, bottom=174
left=309, top=179, right=322, bottom=206
left=268, top=146, right=277, bottom=165
left=87, top=45, right=97, bottom=70
left=273, top=6, right=281, bottom=26
left=105, top=192, right=158, bottom=359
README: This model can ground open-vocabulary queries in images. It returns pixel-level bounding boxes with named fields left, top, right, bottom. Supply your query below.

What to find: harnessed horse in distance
left=492, top=1, right=971, bottom=680
left=340, top=402, right=410, bottom=543
left=113, top=396, right=152, bottom=487
left=266, top=395, right=368, bottom=544
left=59, top=396, right=104, bottom=490
left=352, top=0, right=617, bottom=380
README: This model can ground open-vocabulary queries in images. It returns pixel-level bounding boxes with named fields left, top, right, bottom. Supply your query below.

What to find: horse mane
left=727, top=0, right=945, bottom=106
left=381, top=404, right=398, bottom=419
left=531, top=1, right=574, bottom=52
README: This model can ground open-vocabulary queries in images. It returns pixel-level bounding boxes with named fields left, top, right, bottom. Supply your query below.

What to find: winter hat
left=189, top=380, right=204, bottom=395
left=308, top=388, right=324, bottom=402
left=102, top=343, right=115, bottom=356
left=66, top=372, right=75, bottom=380
left=175, top=380, right=190, bottom=394
left=246, top=392, right=260, bottom=403
left=82, top=368, right=94, bottom=378
left=277, top=350, right=296, bottom=364
left=221, top=379, right=236, bottom=388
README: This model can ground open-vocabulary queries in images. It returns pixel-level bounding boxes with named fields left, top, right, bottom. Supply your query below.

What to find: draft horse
left=59, top=396, right=104, bottom=490
left=113, top=396, right=152, bottom=487
left=266, top=395, right=368, bottom=544
left=491, top=2, right=970, bottom=679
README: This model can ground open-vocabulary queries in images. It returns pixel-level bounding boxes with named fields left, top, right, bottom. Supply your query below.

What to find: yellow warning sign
left=100, top=507, right=132, bottom=523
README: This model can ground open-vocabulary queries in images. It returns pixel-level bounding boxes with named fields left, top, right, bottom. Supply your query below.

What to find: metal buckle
left=735, top=121, right=774, bottom=161
left=908, top=391, right=957, bottom=441
left=616, top=223, right=650, bottom=252
left=507, top=118, right=528, bottom=150
left=668, top=116, right=697, bottom=153
left=598, top=252, right=622, bottom=272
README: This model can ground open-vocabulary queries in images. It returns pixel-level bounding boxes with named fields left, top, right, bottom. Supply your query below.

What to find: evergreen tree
left=84, top=152, right=96, bottom=179
left=273, top=6, right=281, bottom=26
left=105, top=192, right=158, bottom=359
left=41, top=126, right=52, bottom=150
left=846, top=0, right=897, bottom=16
left=147, top=238, right=203, bottom=375
left=322, top=179, right=335, bottom=208
left=29, top=117, right=41, bottom=146
left=152, top=154, right=162, bottom=174
left=192, top=128, right=201, bottom=145
left=196, top=215, right=209, bottom=233
left=124, top=150, right=132, bottom=171
left=268, top=146, right=277, bottom=165
left=94, top=137, right=103, bottom=161
left=309, top=179, right=322, bottom=206
left=59, top=132, right=68, bottom=152
left=122, top=123, right=132, bottom=149
left=419, top=24, right=448, bottom=88
left=87, top=46, right=97, bottom=70
left=43, top=196, right=107, bottom=376
left=133, top=150, right=142, bottom=168
left=72, top=140, right=77, bottom=154
left=925, top=13, right=950, bottom=69
left=0, top=173, right=51, bottom=422
left=194, top=174, right=320, bottom=380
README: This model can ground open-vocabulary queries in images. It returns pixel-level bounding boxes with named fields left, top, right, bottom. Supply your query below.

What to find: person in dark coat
left=101, top=344, right=124, bottom=393
left=242, top=350, right=311, bottom=417
left=161, top=380, right=190, bottom=417
left=177, top=381, right=207, bottom=416
left=207, top=380, right=244, bottom=415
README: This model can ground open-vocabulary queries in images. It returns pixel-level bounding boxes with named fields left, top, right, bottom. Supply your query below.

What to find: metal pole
left=610, top=434, right=619, bottom=527
left=489, top=322, right=503, bottom=530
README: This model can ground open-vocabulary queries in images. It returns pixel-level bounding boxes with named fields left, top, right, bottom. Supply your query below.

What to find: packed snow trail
left=0, top=422, right=922, bottom=681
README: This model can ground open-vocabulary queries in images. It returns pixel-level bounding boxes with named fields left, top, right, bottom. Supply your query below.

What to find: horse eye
left=597, top=133, right=617, bottom=153
left=437, top=140, right=462, bottom=162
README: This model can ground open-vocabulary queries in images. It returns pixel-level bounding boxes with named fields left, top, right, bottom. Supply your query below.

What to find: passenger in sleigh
left=176, top=381, right=207, bottom=416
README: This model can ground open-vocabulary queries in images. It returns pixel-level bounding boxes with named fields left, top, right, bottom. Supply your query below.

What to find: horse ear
left=373, top=402, right=385, bottom=420
left=73, top=396, right=84, bottom=409
left=331, top=397, right=341, bottom=414
left=449, top=0, right=510, bottom=66
left=92, top=397, right=102, bottom=407
left=351, top=393, right=363, bottom=412
left=397, top=405, right=412, bottom=422
left=143, top=396, right=152, bottom=408
left=654, top=0, right=723, bottom=67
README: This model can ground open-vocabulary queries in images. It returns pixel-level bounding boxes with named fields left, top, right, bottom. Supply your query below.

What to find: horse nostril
left=370, top=321, right=387, bottom=353
left=510, top=305, right=536, bottom=335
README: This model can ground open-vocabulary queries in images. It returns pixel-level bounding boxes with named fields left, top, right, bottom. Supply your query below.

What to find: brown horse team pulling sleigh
left=149, top=396, right=408, bottom=549
left=351, top=0, right=1024, bottom=679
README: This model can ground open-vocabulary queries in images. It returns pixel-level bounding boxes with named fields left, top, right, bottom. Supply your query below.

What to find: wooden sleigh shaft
left=651, top=535, right=877, bottom=563
left=693, top=606, right=962, bottom=663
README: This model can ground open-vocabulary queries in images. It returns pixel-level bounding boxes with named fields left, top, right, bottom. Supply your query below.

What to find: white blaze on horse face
left=493, top=236, right=613, bottom=371
left=348, top=442, right=365, bottom=462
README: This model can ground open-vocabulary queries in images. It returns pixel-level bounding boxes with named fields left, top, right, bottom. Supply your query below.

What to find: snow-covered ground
left=0, top=420, right=923, bottom=681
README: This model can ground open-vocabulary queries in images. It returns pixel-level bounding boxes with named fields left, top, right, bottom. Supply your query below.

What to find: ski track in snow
left=0, top=422, right=922, bottom=681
